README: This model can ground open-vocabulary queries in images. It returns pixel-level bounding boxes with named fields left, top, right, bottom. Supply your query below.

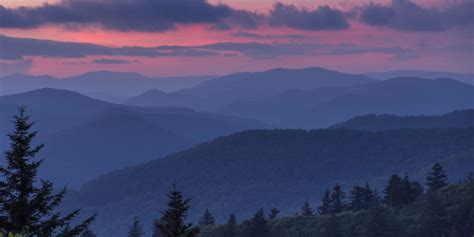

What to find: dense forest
left=86, top=163, right=474, bottom=237
left=1, top=109, right=473, bottom=236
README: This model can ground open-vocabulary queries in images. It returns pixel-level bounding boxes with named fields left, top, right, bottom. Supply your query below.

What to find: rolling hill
left=330, top=109, right=474, bottom=130
left=126, top=67, right=376, bottom=110
left=65, top=128, right=474, bottom=236
left=365, top=69, right=473, bottom=85
left=220, top=77, right=474, bottom=128
left=0, top=72, right=214, bottom=102
left=0, top=88, right=269, bottom=187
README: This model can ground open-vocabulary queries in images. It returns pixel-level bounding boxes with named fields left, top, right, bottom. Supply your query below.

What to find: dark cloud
left=0, top=34, right=417, bottom=61
left=269, top=3, right=349, bottom=30
left=359, top=0, right=474, bottom=31
left=91, top=58, right=135, bottom=64
left=230, top=31, right=308, bottom=40
left=0, top=0, right=352, bottom=32
left=0, top=0, right=233, bottom=32
left=0, top=34, right=219, bottom=60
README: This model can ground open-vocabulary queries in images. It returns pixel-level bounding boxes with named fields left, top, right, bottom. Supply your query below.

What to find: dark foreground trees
left=0, top=107, right=94, bottom=236
left=154, top=184, right=200, bottom=237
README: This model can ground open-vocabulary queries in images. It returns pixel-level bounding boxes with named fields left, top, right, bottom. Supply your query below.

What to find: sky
left=0, top=0, right=472, bottom=77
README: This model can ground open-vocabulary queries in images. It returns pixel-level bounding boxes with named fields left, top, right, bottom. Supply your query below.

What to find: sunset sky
left=0, top=0, right=472, bottom=77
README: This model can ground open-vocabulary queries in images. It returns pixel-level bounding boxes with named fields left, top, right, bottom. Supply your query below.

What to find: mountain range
left=0, top=88, right=268, bottom=187
left=65, top=126, right=474, bottom=236
left=0, top=71, right=214, bottom=102
left=331, top=109, right=474, bottom=130
left=365, top=69, right=474, bottom=85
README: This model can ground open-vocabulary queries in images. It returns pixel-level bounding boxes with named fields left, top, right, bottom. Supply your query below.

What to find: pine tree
left=198, top=209, right=215, bottom=226
left=155, top=184, right=199, bottom=237
left=363, top=183, right=380, bottom=208
left=301, top=201, right=314, bottom=216
left=0, top=107, right=95, bottom=236
left=223, top=213, right=237, bottom=237
left=330, top=184, right=346, bottom=214
left=268, top=208, right=279, bottom=220
left=349, top=185, right=365, bottom=211
left=318, top=189, right=331, bottom=215
left=383, top=175, right=404, bottom=207
left=426, top=162, right=448, bottom=192
left=152, top=219, right=164, bottom=237
left=128, top=216, right=144, bottom=237
left=249, top=208, right=268, bottom=237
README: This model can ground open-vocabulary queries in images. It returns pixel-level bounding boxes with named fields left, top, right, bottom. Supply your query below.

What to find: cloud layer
left=358, top=0, right=474, bottom=31
left=0, top=34, right=416, bottom=62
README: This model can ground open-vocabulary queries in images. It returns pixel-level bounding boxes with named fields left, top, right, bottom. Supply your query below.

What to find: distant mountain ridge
left=0, top=88, right=269, bottom=187
left=65, top=128, right=474, bottom=236
left=220, top=77, right=474, bottom=128
left=0, top=71, right=215, bottom=102
left=126, top=67, right=377, bottom=110
left=365, top=69, right=473, bottom=85
left=330, top=109, right=474, bottom=130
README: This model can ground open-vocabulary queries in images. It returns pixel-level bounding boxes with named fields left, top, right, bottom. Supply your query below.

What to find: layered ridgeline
left=331, top=110, right=474, bottom=130
left=220, top=78, right=474, bottom=128
left=0, top=88, right=268, bottom=187
left=126, top=67, right=377, bottom=111
left=0, top=71, right=214, bottom=102
left=365, top=69, right=474, bottom=85
left=126, top=67, right=474, bottom=128
left=67, top=127, right=474, bottom=236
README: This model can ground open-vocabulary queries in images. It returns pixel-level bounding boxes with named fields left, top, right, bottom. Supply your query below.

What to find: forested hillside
left=67, top=128, right=474, bottom=236
left=330, top=109, right=474, bottom=130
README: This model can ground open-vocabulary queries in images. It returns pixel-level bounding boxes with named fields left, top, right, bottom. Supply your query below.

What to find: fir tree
left=383, top=175, right=404, bottom=207
left=349, top=185, right=365, bottom=211
left=330, top=184, right=346, bottom=214
left=301, top=201, right=314, bottom=216
left=363, top=183, right=380, bottom=208
left=128, top=216, right=144, bottom=237
left=223, top=213, right=237, bottom=237
left=318, top=189, right=331, bottom=215
left=268, top=208, right=279, bottom=220
left=152, top=219, right=164, bottom=237
left=426, top=162, right=448, bottom=192
left=0, top=107, right=95, bottom=236
left=249, top=208, right=268, bottom=237
left=198, top=209, right=215, bottom=226
left=155, top=184, right=199, bottom=237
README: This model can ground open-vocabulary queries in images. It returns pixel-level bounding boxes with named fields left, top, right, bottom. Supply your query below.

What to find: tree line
left=1, top=108, right=471, bottom=237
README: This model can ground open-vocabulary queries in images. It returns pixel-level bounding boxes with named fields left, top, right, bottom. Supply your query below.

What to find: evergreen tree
left=248, top=208, right=268, bottom=237
left=426, top=162, right=448, bottom=192
left=152, top=219, right=164, bottom=237
left=0, top=107, right=95, bottom=236
left=363, top=183, right=380, bottom=208
left=268, top=208, right=279, bottom=220
left=301, top=201, right=314, bottom=216
left=155, top=184, right=199, bottom=237
left=223, top=213, right=237, bottom=237
left=330, top=184, right=346, bottom=214
left=383, top=175, right=404, bottom=207
left=80, top=229, right=97, bottom=237
left=349, top=185, right=365, bottom=211
left=128, top=216, right=144, bottom=237
left=318, top=189, right=331, bottom=215
left=198, top=209, right=215, bottom=226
